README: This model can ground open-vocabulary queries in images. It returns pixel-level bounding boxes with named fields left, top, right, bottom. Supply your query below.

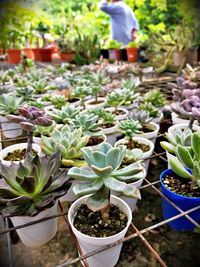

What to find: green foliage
left=16, top=87, right=34, bottom=101
left=0, top=95, right=24, bottom=115
left=0, top=151, right=71, bottom=216
left=170, top=132, right=200, bottom=188
left=107, top=90, right=125, bottom=111
left=160, top=127, right=193, bottom=154
left=68, top=142, right=143, bottom=212
left=143, top=89, right=166, bottom=107
left=128, top=110, right=152, bottom=125
left=138, top=102, right=159, bottom=118
left=50, top=95, right=67, bottom=109
left=41, top=125, right=89, bottom=167
left=105, top=40, right=123, bottom=49
left=0, top=71, right=11, bottom=85
left=118, top=119, right=142, bottom=140
left=48, top=105, right=80, bottom=124
left=128, top=41, right=139, bottom=48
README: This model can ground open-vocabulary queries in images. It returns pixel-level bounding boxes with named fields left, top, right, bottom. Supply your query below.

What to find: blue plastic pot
left=160, top=168, right=200, bottom=230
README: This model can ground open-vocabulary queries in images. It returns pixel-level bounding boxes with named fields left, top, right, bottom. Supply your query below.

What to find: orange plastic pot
left=7, top=49, right=21, bottom=64
left=60, top=52, right=74, bottom=62
left=0, top=48, right=3, bottom=55
left=126, top=47, right=138, bottom=62
left=32, top=48, right=41, bottom=61
left=23, top=48, right=34, bottom=60
left=38, top=48, right=52, bottom=62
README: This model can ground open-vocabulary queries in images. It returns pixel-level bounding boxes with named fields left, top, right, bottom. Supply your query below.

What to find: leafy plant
left=16, top=87, right=34, bottom=101
left=122, top=149, right=144, bottom=165
left=128, top=41, right=139, bottom=48
left=90, top=85, right=103, bottom=103
left=41, top=125, right=89, bottom=167
left=107, top=90, right=124, bottom=113
left=35, top=22, right=50, bottom=48
left=101, top=111, right=116, bottom=126
left=170, top=132, right=200, bottom=189
left=68, top=142, right=143, bottom=214
left=118, top=119, right=142, bottom=148
left=34, top=122, right=55, bottom=137
left=143, top=89, right=166, bottom=107
left=106, top=39, right=122, bottom=49
left=160, top=127, right=193, bottom=154
left=6, top=106, right=52, bottom=155
left=138, top=102, right=159, bottom=118
left=14, top=78, right=30, bottom=88
left=73, top=86, right=91, bottom=109
left=128, top=110, right=152, bottom=126
left=25, top=70, right=46, bottom=82
left=48, top=105, right=80, bottom=124
left=32, top=80, right=50, bottom=94
left=0, top=151, right=71, bottom=216
left=92, top=71, right=110, bottom=85
left=50, top=95, right=67, bottom=109
left=28, top=101, right=44, bottom=109
left=0, top=71, right=11, bottom=85
left=87, top=107, right=104, bottom=118
left=0, top=95, right=24, bottom=115
left=72, top=114, right=103, bottom=137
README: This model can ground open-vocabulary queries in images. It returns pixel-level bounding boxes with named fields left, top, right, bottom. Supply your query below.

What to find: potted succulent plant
left=126, top=41, right=139, bottom=62
left=0, top=106, right=52, bottom=165
left=106, top=39, right=122, bottom=61
left=160, top=132, right=200, bottom=230
left=58, top=38, right=74, bottom=63
left=0, top=94, right=24, bottom=138
left=33, top=121, right=56, bottom=145
left=85, top=84, right=106, bottom=109
left=106, top=90, right=128, bottom=120
left=68, top=142, right=141, bottom=267
left=7, top=29, right=24, bottom=64
left=138, top=102, right=163, bottom=124
left=16, top=87, right=35, bottom=102
left=143, top=89, right=166, bottom=110
left=72, top=114, right=106, bottom=148
left=0, top=150, right=71, bottom=247
left=115, top=119, right=154, bottom=172
left=73, top=86, right=91, bottom=110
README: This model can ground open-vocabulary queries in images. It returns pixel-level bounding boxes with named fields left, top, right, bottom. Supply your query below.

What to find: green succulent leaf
left=87, top=187, right=109, bottom=212
left=160, top=141, right=175, bottom=154
left=176, top=145, right=193, bottom=169
left=170, top=157, right=192, bottom=179
left=68, top=166, right=99, bottom=180
left=73, top=179, right=103, bottom=197
left=192, top=132, right=200, bottom=160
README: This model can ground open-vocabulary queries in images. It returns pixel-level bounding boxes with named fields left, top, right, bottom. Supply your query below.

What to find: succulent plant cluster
left=0, top=151, right=71, bottom=216
left=6, top=106, right=52, bottom=154
left=68, top=142, right=144, bottom=212
left=48, top=105, right=80, bottom=124
left=169, top=77, right=200, bottom=126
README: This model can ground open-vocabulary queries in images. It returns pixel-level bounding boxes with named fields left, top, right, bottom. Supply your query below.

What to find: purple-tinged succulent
left=6, top=106, right=52, bottom=155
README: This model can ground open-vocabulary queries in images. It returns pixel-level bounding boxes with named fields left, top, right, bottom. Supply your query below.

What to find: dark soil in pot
left=101, top=123, right=115, bottom=129
left=87, top=99, right=105, bottom=105
left=142, top=125, right=154, bottom=133
left=116, top=136, right=150, bottom=152
left=162, top=173, right=200, bottom=197
left=4, top=149, right=37, bottom=161
left=74, top=204, right=128, bottom=237
left=86, top=136, right=104, bottom=146
left=111, top=110, right=126, bottom=116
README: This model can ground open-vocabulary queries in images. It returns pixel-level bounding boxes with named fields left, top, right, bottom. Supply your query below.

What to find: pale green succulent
left=41, top=125, right=89, bottom=167
left=170, top=132, right=200, bottom=188
left=72, top=113, right=103, bottom=136
left=68, top=142, right=143, bottom=212
left=73, top=86, right=91, bottom=109
left=128, top=110, right=152, bottom=125
left=118, top=119, right=142, bottom=139
left=0, top=94, right=24, bottom=115
left=107, top=90, right=124, bottom=112
left=123, top=149, right=144, bottom=165
left=32, top=80, right=50, bottom=94
left=160, top=127, right=193, bottom=154
left=48, top=105, right=80, bottom=124
left=0, top=70, right=11, bottom=85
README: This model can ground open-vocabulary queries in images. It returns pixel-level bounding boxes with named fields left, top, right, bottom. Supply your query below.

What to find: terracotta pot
left=32, top=48, right=41, bottom=61
left=38, top=48, right=52, bottom=62
left=126, top=47, right=138, bottom=62
left=7, top=49, right=21, bottom=64
left=23, top=48, right=34, bottom=60
left=0, top=48, right=3, bottom=55
left=60, top=51, right=74, bottom=62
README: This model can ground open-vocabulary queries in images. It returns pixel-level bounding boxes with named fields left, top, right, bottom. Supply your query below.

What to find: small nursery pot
left=108, top=49, right=121, bottom=61
left=85, top=97, right=107, bottom=109
left=0, top=143, right=41, bottom=166
left=135, top=122, right=159, bottom=145
left=105, top=107, right=128, bottom=121
left=168, top=123, right=200, bottom=137
left=87, top=134, right=107, bottom=149
left=115, top=136, right=154, bottom=174
left=38, top=48, right=52, bottom=62
left=160, top=168, right=200, bottom=231
left=68, top=195, right=132, bottom=267
left=10, top=201, right=58, bottom=247
left=126, top=47, right=138, bottom=62
left=60, top=51, right=74, bottom=62
left=23, top=48, right=34, bottom=60
left=102, top=122, right=121, bottom=146
left=7, top=49, right=21, bottom=64
left=0, top=115, right=22, bottom=139
left=171, top=112, right=198, bottom=125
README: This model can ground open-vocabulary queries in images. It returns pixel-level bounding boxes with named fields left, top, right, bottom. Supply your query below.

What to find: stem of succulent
left=26, top=131, right=33, bottom=156
left=115, top=106, right=117, bottom=114
left=188, top=116, right=195, bottom=130
left=81, top=98, right=85, bottom=109
left=101, top=189, right=111, bottom=223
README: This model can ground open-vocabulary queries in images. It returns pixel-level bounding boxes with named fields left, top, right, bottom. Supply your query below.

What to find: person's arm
left=99, top=0, right=120, bottom=14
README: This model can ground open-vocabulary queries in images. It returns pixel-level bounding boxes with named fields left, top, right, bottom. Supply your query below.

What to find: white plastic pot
left=115, top=137, right=154, bottom=174
left=0, top=143, right=41, bottom=166
left=68, top=195, right=132, bottom=267
left=168, top=123, right=200, bottom=137
left=171, top=112, right=198, bottom=125
left=33, top=136, right=42, bottom=145
left=0, top=115, right=22, bottom=139
left=151, top=112, right=164, bottom=125
left=87, top=134, right=107, bottom=149
left=105, top=107, right=128, bottom=121
left=101, top=122, right=121, bottom=146
left=10, top=201, right=58, bottom=247
left=135, top=122, right=159, bottom=141
left=85, top=97, right=106, bottom=109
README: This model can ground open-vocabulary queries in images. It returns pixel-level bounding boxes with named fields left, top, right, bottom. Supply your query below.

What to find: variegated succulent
left=0, top=151, right=71, bottom=216
left=170, top=132, right=200, bottom=188
left=68, top=142, right=143, bottom=212
left=41, top=125, right=89, bottom=167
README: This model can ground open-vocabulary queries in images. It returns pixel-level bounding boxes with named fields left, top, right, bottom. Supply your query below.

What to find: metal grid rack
left=0, top=77, right=199, bottom=267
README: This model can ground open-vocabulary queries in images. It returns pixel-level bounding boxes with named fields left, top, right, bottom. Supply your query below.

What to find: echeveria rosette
left=170, top=132, right=200, bottom=188
left=68, top=142, right=144, bottom=212
left=6, top=106, right=52, bottom=154
left=0, top=151, right=71, bottom=217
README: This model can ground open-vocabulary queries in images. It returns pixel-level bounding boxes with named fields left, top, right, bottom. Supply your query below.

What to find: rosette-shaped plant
left=68, top=143, right=143, bottom=212
left=170, top=132, right=200, bottom=188
left=138, top=102, right=159, bottom=119
left=0, top=94, right=24, bottom=115
left=160, top=128, right=193, bottom=154
left=107, top=90, right=124, bottom=113
left=122, top=149, right=144, bottom=165
left=41, top=125, right=89, bottom=167
left=0, top=151, right=71, bottom=216
left=72, top=113, right=103, bottom=136
left=143, top=89, right=166, bottom=108
left=0, top=70, right=11, bottom=85
left=48, top=105, right=80, bottom=124
left=128, top=110, right=152, bottom=126
left=6, top=106, right=52, bottom=154
left=73, top=86, right=91, bottom=109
